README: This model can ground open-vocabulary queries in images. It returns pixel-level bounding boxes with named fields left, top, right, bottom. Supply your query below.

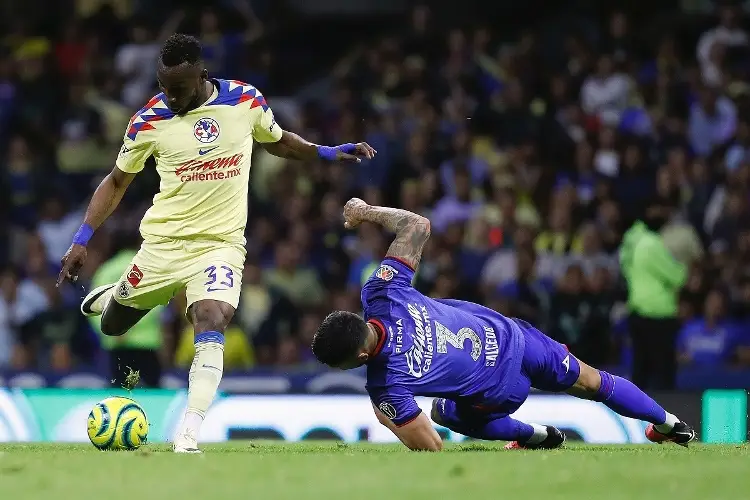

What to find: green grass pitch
left=0, top=442, right=748, bottom=499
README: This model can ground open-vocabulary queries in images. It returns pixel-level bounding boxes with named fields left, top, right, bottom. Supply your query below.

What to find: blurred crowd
left=2, top=1, right=750, bottom=387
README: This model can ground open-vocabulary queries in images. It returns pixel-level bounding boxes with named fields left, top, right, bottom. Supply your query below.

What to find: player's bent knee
left=191, top=300, right=234, bottom=333
left=567, top=359, right=602, bottom=399
left=430, top=399, right=463, bottom=433
left=100, top=300, right=150, bottom=337
left=430, top=399, right=445, bottom=425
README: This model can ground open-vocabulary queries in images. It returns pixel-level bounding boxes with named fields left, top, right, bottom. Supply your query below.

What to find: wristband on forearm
left=317, top=143, right=356, bottom=161
left=72, top=223, right=94, bottom=246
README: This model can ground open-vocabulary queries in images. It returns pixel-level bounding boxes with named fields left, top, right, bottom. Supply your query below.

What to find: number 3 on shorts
left=204, top=265, right=234, bottom=292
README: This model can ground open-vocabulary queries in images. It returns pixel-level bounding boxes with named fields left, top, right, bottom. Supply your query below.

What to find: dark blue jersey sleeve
left=361, top=258, right=416, bottom=321
left=362, top=256, right=414, bottom=299
left=364, top=257, right=415, bottom=289
left=367, top=383, right=422, bottom=427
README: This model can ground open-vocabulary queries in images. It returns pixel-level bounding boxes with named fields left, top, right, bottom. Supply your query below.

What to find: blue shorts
left=437, top=319, right=581, bottom=426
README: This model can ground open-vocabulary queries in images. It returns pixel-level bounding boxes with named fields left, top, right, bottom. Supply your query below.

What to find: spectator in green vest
left=620, top=202, right=688, bottom=389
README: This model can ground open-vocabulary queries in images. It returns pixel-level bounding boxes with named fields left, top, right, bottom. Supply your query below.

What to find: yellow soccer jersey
left=115, top=78, right=282, bottom=244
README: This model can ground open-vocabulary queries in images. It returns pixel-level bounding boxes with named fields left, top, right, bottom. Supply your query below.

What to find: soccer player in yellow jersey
left=57, top=34, right=376, bottom=453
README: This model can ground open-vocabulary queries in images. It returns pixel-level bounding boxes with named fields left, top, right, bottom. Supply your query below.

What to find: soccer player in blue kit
left=311, top=198, right=696, bottom=451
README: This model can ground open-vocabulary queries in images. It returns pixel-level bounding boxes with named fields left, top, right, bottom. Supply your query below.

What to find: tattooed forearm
left=358, top=205, right=431, bottom=269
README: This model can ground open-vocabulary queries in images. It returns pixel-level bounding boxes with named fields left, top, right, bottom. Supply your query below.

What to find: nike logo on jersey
left=198, top=147, right=218, bottom=155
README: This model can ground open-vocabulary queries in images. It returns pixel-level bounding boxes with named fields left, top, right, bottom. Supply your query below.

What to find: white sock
left=180, top=335, right=224, bottom=438
left=524, top=423, right=548, bottom=445
left=181, top=410, right=204, bottom=434
left=655, top=412, right=679, bottom=433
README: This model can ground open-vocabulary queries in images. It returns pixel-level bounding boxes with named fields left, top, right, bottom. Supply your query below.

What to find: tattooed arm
left=343, top=198, right=431, bottom=270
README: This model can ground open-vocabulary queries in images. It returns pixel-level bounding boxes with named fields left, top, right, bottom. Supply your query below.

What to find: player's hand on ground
left=343, top=197, right=369, bottom=229
left=336, top=142, right=377, bottom=163
left=57, top=244, right=87, bottom=286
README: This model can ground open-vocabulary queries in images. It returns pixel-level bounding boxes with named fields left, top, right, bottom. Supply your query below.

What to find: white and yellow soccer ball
left=87, top=396, right=149, bottom=451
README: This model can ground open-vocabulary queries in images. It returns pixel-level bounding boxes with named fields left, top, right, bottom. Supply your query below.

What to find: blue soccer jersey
left=362, top=257, right=526, bottom=426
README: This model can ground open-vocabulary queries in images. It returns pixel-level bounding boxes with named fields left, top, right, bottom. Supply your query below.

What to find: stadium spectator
left=697, top=3, right=748, bottom=87
left=265, top=240, right=326, bottom=308
left=236, top=261, right=272, bottom=338
left=115, top=22, right=162, bottom=109
left=0, top=267, right=20, bottom=368
left=56, top=80, right=110, bottom=175
left=570, top=222, right=618, bottom=278
left=497, top=246, right=553, bottom=327
left=4, top=136, right=42, bottom=229
left=677, top=288, right=748, bottom=366
left=36, top=194, right=83, bottom=266
left=621, top=202, right=688, bottom=390
left=688, top=85, right=737, bottom=157
left=580, top=54, right=632, bottom=128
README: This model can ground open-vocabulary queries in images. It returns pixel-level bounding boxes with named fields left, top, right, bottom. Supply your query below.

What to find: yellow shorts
left=113, top=237, right=246, bottom=313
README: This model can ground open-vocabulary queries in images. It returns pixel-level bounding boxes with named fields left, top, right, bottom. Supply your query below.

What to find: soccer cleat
left=80, top=283, right=115, bottom=317
left=505, top=425, right=566, bottom=450
left=173, top=429, right=202, bottom=454
left=645, top=421, right=696, bottom=447
left=173, top=445, right=202, bottom=454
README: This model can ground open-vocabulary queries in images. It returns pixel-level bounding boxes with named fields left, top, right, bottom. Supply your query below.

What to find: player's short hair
left=160, top=33, right=203, bottom=67
left=312, top=311, right=368, bottom=367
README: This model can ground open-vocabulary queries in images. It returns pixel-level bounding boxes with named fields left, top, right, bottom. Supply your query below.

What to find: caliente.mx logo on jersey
left=194, top=117, right=220, bottom=143
left=405, top=303, right=433, bottom=378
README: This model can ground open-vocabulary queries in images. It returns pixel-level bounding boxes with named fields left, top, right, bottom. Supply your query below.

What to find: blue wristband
left=72, top=223, right=94, bottom=246
left=317, top=143, right=356, bottom=161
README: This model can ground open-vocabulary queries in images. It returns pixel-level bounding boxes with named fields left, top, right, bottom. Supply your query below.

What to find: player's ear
left=357, top=352, right=369, bottom=365
left=200, top=68, right=208, bottom=81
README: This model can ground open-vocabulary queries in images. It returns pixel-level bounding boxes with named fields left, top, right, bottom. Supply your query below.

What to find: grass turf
left=0, top=442, right=747, bottom=500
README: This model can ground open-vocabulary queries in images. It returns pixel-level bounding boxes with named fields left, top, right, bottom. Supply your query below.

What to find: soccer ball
left=87, top=396, right=149, bottom=451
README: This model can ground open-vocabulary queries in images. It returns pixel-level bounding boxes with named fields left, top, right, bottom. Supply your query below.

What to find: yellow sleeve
left=251, top=97, right=283, bottom=144
left=115, top=114, right=157, bottom=174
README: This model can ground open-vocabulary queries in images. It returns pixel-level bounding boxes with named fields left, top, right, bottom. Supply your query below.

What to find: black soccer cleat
left=645, top=421, right=696, bottom=447
left=505, top=425, right=566, bottom=450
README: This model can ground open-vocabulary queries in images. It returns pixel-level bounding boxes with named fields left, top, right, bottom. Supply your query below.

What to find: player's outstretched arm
left=57, top=166, right=136, bottom=285
left=261, top=129, right=376, bottom=163
left=343, top=198, right=431, bottom=271
left=372, top=403, right=442, bottom=451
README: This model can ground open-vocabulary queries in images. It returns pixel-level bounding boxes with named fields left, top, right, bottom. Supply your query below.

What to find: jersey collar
left=368, top=319, right=387, bottom=358
left=202, top=79, right=220, bottom=107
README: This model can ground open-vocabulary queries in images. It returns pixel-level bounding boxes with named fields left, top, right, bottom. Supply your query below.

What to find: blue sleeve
left=361, top=258, right=416, bottom=319
left=362, top=257, right=416, bottom=291
left=368, top=383, right=422, bottom=427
